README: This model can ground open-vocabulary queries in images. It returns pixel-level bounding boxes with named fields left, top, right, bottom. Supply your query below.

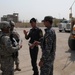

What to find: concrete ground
left=1, top=27, right=75, bottom=75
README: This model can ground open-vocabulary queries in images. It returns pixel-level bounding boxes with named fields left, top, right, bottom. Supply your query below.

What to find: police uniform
left=25, top=27, right=43, bottom=75
left=40, top=27, right=56, bottom=75
left=0, top=21, right=21, bottom=75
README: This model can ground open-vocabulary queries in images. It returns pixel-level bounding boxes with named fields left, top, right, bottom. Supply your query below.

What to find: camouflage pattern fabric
left=40, top=27, right=56, bottom=75
left=10, top=29, right=22, bottom=65
left=0, top=32, right=20, bottom=75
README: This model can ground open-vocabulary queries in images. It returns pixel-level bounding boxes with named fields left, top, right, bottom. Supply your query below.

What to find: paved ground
left=1, top=27, right=75, bottom=75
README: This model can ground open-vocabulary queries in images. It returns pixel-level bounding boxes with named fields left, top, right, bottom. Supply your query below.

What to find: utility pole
left=69, top=0, right=75, bottom=20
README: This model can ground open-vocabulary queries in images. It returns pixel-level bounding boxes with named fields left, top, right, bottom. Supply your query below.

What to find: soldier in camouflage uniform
left=34, top=16, right=56, bottom=75
left=0, top=21, right=22, bottom=75
left=10, top=21, right=22, bottom=71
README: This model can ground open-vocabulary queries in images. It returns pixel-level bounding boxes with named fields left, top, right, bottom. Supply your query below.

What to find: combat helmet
left=0, top=21, right=10, bottom=29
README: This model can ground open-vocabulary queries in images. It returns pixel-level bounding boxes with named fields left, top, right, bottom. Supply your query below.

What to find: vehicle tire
left=68, top=36, right=75, bottom=50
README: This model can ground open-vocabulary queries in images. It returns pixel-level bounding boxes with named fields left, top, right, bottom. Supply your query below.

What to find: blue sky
left=0, top=0, right=75, bottom=22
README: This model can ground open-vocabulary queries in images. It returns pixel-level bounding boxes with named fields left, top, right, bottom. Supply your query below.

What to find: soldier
left=23, top=18, right=43, bottom=75
left=34, top=16, right=56, bottom=75
left=9, top=21, right=22, bottom=71
left=0, top=21, right=22, bottom=75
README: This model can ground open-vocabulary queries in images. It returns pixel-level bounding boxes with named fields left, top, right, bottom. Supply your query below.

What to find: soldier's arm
left=2, top=36, right=20, bottom=54
left=47, top=32, right=56, bottom=62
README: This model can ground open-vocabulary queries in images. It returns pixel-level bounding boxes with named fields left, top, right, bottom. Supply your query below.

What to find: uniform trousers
left=1, top=56, right=14, bottom=75
left=29, top=46, right=39, bottom=75
left=40, top=61, right=53, bottom=75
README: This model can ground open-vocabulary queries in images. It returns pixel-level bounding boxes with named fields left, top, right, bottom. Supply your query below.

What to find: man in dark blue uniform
left=23, top=18, right=43, bottom=75
left=34, top=16, right=56, bottom=75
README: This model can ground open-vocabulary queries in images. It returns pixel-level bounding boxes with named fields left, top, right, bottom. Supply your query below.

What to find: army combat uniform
left=10, top=29, right=22, bottom=69
left=0, top=21, right=21, bottom=75
left=40, top=27, right=56, bottom=75
left=0, top=32, right=20, bottom=75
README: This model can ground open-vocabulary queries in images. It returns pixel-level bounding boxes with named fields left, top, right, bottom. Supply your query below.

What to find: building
left=1, top=13, right=19, bottom=23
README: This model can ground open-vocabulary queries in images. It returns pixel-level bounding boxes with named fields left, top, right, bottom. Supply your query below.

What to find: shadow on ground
left=62, top=49, right=75, bottom=70
left=66, top=49, right=75, bottom=62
